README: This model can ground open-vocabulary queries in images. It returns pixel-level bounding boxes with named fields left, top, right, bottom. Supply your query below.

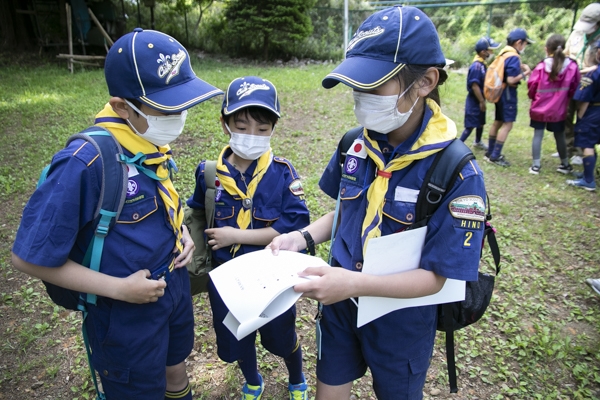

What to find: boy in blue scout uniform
left=11, top=29, right=223, bottom=400
left=567, top=40, right=600, bottom=191
left=460, top=37, right=500, bottom=150
left=186, top=76, right=310, bottom=400
left=486, top=28, right=533, bottom=167
left=267, top=6, right=486, bottom=400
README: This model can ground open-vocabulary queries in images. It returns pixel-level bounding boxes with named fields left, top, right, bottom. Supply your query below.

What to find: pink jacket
left=528, top=57, right=581, bottom=122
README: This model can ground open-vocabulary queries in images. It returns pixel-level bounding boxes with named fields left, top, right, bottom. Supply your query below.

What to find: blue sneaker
left=288, top=374, right=308, bottom=400
left=566, top=178, right=596, bottom=191
left=241, top=374, right=264, bottom=400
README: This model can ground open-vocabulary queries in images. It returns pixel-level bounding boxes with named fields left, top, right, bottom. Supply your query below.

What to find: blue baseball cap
left=507, top=28, right=534, bottom=44
left=475, top=37, right=501, bottom=52
left=322, top=6, right=446, bottom=90
left=222, top=76, right=281, bottom=118
left=105, top=28, right=223, bottom=113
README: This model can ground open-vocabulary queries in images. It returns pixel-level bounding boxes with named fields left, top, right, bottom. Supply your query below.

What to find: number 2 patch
left=463, top=231, right=474, bottom=248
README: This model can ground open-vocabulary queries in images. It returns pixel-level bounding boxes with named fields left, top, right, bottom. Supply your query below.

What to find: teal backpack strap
left=68, top=128, right=128, bottom=306
left=69, top=127, right=126, bottom=400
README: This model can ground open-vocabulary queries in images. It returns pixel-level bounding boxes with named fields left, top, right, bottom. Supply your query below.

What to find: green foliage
left=223, top=0, right=317, bottom=60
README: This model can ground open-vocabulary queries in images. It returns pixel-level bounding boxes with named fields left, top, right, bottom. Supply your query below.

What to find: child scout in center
left=459, top=37, right=500, bottom=149
left=267, top=6, right=486, bottom=400
left=11, top=29, right=223, bottom=399
left=186, top=76, right=311, bottom=399
left=486, top=28, right=533, bottom=166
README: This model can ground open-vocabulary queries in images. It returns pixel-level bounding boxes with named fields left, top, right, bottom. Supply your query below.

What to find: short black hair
left=222, top=106, right=279, bottom=127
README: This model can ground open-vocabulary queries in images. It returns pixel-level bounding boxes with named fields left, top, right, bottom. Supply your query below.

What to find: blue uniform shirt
left=464, top=58, right=487, bottom=128
left=187, top=148, right=310, bottom=265
left=319, top=105, right=485, bottom=282
left=574, top=68, right=600, bottom=145
left=13, top=138, right=177, bottom=276
left=501, top=53, right=522, bottom=105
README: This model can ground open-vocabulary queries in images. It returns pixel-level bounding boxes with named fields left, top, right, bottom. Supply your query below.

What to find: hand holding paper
left=209, top=249, right=328, bottom=340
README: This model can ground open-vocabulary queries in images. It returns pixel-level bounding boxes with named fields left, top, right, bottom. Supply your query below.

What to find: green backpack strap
left=186, top=160, right=217, bottom=295
left=204, top=160, right=217, bottom=230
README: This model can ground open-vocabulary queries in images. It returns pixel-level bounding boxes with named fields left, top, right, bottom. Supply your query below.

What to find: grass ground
left=0, top=56, right=600, bottom=399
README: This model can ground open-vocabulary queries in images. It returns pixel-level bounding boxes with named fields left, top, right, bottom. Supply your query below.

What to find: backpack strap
left=67, top=127, right=127, bottom=306
left=412, top=139, right=475, bottom=228
left=408, top=139, right=475, bottom=394
left=336, top=126, right=363, bottom=166
left=204, top=160, right=217, bottom=230
left=66, top=127, right=126, bottom=400
left=203, top=160, right=217, bottom=268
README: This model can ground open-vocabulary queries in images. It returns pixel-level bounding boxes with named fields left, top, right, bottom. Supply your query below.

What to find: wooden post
left=88, top=8, right=114, bottom=46
left=66, top=3, right=73, bottom=73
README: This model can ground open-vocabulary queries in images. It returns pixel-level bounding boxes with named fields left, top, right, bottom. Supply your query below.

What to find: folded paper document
left=209, top=249, right=328, bottom=340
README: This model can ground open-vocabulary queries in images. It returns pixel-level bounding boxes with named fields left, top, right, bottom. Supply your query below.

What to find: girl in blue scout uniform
left=486, top=28, right=533, bottom=167
left=11, top=29, right=223, bottom=400
left=187, top=76, right=311, bottom=400
left=460, top=37, right=500, bottom=150
left=267, top=6, right=486, bottom=400
left=567, top=40, right=600, bottom=191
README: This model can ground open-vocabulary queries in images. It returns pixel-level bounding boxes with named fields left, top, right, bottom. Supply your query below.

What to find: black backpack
left=337, top=127, right=501, bottom=393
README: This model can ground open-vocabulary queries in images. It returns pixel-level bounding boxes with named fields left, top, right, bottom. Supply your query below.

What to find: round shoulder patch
left=289, top=179, right=304, bottom=196
left=448, top=196, right=485, bottom=221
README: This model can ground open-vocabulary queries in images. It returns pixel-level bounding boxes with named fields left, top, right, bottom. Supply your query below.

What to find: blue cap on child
left=507, top=28, right=535, bottom=44
left=322, top=6, right=446, bottom=90
left=475, top=37, right=501, bottom=52
left=105, top=28, right=223, bottom=113
left=222, top=76, right=281, bottom=118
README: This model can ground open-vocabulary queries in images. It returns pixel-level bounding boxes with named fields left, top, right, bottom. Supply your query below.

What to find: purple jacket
left=528, top=57, right=580, bottom=122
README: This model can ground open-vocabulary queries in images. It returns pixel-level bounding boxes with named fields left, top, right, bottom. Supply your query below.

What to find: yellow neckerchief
left=360, top=98, right=457, bottom=254
left=94, top=103, right=183, bottom=254
left=473, top=55, right=486, bottom=64
left=216, top=146, right=273, bottom=257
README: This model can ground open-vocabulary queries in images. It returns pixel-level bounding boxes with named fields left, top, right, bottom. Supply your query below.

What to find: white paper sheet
left=356, top=227, right=466, bottom=327
left=209, top=249, right=328, bottom=340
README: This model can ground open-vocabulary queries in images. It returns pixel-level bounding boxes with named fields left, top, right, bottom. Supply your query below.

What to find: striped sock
left=165, top=382, right=192, bottom=400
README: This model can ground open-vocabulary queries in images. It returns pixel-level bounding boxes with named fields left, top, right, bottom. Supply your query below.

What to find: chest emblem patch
left=127, top=179, right=140, bottom=197
left=345, top=156, right=359, bottom=174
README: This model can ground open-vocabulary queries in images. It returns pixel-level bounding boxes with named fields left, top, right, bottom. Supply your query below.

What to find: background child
left=527, top=33, right=580, bottom=175
left=187, top=76, right=310, bottom=399
left=460, top=36, right=500, bottom=150
left=11, top=29, right=223, bottom=399
left=486, top=28, right=533, bottom=167
left=268, top=6, right=486, bottom=400
left=567, top=40, right=600, bottom=191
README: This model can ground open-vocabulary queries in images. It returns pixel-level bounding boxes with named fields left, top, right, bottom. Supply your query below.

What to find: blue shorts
left=574, top=107, right=600, bottom=149
left=494, top=100, right=517, bottom=123
left=316, top=299, right=436, bottom=400
left=84, top=267, right=194, bottom=400
left=464, top=97, right=485, bottom=128
left=530, top=120, right=565, bottom=133
left=208, top=279, right=298, bottom=362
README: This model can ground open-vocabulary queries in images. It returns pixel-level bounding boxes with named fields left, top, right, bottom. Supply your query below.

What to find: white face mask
left=125, top=100, right=187, bottom=146
left=353, top=83, right=419, bottom=134
left=226, top=124, right=273, bottom=160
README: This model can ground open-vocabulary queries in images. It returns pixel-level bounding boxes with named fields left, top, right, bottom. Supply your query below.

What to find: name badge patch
left=394, top=186, right=419, bottom=203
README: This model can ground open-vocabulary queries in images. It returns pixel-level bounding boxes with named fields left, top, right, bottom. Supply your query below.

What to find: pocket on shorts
left=93, top=356, right=130, bottom=384
left=407, top=351, right=431, bottom=394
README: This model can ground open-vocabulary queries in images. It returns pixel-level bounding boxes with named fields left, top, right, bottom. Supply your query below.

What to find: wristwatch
left=298, top=228, right=315, bottom=256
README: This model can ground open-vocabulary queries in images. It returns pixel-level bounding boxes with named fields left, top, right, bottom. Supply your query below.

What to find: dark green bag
left=184, top=160, right=216, bottom=295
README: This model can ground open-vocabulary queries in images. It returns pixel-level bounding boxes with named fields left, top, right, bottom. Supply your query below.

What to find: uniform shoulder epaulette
left=63, top=138, right=102, bottom=168
left=273, top=156, right=299, bottom=180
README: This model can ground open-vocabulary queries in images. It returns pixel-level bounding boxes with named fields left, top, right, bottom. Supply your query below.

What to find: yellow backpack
left=484, top=48, right=520, bottom=103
